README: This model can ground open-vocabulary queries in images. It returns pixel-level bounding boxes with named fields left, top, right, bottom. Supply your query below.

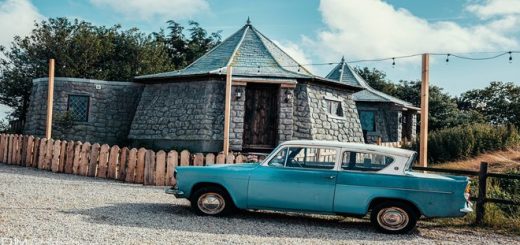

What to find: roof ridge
left=251, top=26, right=313, bottom=76
left=339, top=61, right=345, bottom=84
left=226, top=25, right=250, bottom=68
left=182, top=24, right=249, bottom=71
left=345, top=64, right=416, bottom=107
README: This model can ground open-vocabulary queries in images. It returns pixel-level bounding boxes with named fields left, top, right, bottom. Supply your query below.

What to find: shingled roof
left=326, top=57, right=419, bottom=110
left=135, top=19, right=361, bottom=90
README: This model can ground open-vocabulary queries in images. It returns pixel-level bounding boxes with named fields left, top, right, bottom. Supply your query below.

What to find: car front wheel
left=370, top=201, right=418, bottom=234
left=190, top=186, right=233, bottom=216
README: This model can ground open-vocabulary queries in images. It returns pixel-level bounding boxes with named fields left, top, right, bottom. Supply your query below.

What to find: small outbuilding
left=326, top=58, right=419, bottom=144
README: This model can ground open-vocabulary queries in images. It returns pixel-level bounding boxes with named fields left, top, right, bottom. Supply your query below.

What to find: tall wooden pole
left=223, top=65, right=233, bottom=155
left=419, top=54, right=429, bottom=167
left=45, top=59, right=55, bottom=140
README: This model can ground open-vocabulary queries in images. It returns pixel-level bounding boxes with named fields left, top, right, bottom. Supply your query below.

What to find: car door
left=333, top=149, right=397, bottom=215
left=247, top=146, right=339, bottom=212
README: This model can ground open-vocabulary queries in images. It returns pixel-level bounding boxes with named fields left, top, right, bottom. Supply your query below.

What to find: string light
left=222, top=51, right=520, bottom=69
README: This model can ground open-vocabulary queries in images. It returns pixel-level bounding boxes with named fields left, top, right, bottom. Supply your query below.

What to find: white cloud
left=467, top=0, right=520, bottom=18
left=90, top=0, right=209, bottom=20
left=274, top=40, right=314, bottom=73
left=0, top=0, right=43, bottom=50
left=307, top=0, right=520, bottom=62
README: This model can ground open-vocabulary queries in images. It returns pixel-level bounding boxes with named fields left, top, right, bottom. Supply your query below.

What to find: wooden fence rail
left=0, top=134, right=264, bottom=186
left=413, top=162, right=520, bottom=224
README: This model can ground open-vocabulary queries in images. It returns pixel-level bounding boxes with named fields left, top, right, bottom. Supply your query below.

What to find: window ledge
left=327, top=114, right=347, bottom=120
left=323, top=96, right=343, bottom=102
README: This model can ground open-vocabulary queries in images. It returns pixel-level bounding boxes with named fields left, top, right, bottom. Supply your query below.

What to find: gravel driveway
left=0, top=164, right=518, bottom=245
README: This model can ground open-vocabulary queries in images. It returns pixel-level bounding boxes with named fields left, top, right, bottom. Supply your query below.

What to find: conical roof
left=326, top=57, right=419, bottom=110
left=136, top=20, right=314, bottom=80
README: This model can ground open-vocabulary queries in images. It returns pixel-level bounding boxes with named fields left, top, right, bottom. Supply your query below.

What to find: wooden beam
left=45, top=59, right=55, bottom=140
left=232, top=78, right=297, bottom=85
left=223, top=66, right=233, bottom=155
left=232, top=81, right=247, bottom=86
left=419, top=53, right=429, bottom=167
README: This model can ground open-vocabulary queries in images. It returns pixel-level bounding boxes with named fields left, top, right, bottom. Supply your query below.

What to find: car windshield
left=262, top=145, right=284, bottom=165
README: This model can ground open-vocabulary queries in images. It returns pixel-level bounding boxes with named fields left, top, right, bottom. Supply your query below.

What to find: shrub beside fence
left=0, top=134, right=262, bottom=186
left=413, top=123, right=520, bottom=164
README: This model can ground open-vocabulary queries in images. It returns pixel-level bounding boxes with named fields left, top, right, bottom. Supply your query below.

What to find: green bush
left=490, top=168, right=520, bottom=215
left=421, top=124, right=520, bottom=164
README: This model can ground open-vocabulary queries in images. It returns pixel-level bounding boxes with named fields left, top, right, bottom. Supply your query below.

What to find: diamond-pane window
left=67, top=95, right=89, bottom=122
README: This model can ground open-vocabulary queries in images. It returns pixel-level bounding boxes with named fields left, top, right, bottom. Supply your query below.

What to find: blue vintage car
left=166, top=140, right=472, bottom=234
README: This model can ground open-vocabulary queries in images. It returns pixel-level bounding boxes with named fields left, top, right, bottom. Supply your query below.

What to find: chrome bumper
left=460, top=202, right=473, bottom=213
left=165, top=186, right=185, bottom=198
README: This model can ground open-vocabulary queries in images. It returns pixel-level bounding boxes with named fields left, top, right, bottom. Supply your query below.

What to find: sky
left=1, top=0, right=519, bottom=118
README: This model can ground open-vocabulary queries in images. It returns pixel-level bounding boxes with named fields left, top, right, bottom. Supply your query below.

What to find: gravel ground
left=0, top=164, right=519, bottom=245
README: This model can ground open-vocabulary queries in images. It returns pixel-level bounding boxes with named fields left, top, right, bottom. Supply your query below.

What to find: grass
left=435, top=147, right=520, bottom=173
left=425, top=148, right=520, bottom=236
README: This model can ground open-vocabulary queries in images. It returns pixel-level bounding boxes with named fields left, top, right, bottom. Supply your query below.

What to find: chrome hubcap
left=377, top=207, right=409, bottom=231
left=197, top=192, right=225, bottom=215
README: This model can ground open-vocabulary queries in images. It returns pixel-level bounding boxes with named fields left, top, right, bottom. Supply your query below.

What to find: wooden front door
left=243, top=84, right=279, bottom=151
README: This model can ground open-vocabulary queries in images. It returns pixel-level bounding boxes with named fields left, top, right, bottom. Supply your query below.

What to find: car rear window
left=341, top=151, right=394, bottom=171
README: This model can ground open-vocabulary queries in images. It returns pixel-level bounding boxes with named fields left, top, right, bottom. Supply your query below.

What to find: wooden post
left=45, top=59, right=55, bottom=140
left=476, top=162, right=488, bottom=225
left=419, top=53, right=429, bottom=167
left=223, top=65, right=233, bottom=156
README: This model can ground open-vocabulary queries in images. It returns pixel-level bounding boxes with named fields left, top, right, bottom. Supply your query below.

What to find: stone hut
left=24, top=20, right=366, bottom=153
left=129, top=20, right=365, bottom=152
left=326, top=58, right=419, bottom=144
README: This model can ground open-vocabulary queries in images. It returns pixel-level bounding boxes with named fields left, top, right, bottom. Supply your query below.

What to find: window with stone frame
left=359, top=110, right=376, bottom=132
left=325, top=99, right=344, bottom=117
left=67, top=95, right=90, bottom=122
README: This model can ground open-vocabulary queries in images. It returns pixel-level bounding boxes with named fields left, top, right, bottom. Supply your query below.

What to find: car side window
left=285, top=147, right=337, bottom=170
left=341, top=151, right=394, bottom=171
left=267, top=147, right=288, bottom=167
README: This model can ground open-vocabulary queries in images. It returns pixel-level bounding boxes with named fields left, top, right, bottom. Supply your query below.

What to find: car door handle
left=326, top=175, right=336, bottom=179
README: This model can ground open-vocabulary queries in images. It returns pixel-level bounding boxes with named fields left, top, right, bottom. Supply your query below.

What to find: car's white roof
left=280, top=140, right=416, bottom=158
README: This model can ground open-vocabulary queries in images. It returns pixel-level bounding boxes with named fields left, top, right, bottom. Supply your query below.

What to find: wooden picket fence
left=0, top=134, right=262, bottom=186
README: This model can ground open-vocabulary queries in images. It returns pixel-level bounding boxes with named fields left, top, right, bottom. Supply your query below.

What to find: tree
left=0, top=18, right=174, bottom=121
left=354, top=66, right=397, bottom=95
left=458, top=81, right=520, bottom=127
left=162, top=20, right=222, bottom=69
left=0, top=18, right=221, bottom=122
left=355, top=66, right=484, bottom=131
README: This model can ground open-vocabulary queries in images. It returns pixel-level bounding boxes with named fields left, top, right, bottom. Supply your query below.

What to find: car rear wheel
left=370, top=201, right=418, bottom=234
left=190, top=186, right=233, bottom=216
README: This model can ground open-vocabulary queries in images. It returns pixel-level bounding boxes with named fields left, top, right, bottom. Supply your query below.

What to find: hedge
left=413, top=124, right=520, bottom=164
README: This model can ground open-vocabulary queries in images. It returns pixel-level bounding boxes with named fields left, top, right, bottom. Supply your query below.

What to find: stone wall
left=277, top=87, right=294, bottom=142
left=128, top=79, right=225, bottom=152
left=292, top=83, right=313, bottom=139
left=24, top=77, right=143, bottom=145
left=292, top=82, right=364, bottom=142
left=356, top=102, right=418, bottom=143
left=402, top=111, right=417, bottom=142
left=229, top=85, right=246, bottom=151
